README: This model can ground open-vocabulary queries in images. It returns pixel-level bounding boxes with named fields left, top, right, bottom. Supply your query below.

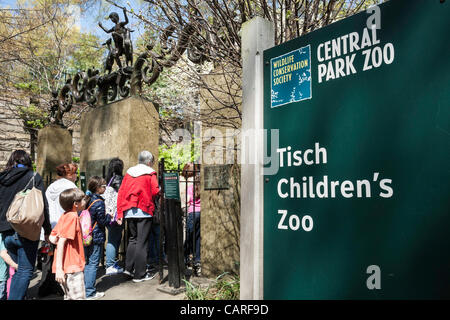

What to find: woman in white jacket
left=37, top=163, right=78, bottom=298
left=45, top=164, right=78, bottom=229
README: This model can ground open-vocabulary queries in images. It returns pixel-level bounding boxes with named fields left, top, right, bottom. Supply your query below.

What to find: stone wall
left=200, top=164, right=241, bottom=276
left=199, top=66, right=242, bottom=277
left=80, top=96, right=159, bottom=179
left=0, top=91, right=81, bottom=170
left=70, top=122, right=81, bottom=160
left=0, top=97, right=31, bottom=168
left=36, top=125, right=73, bottom=182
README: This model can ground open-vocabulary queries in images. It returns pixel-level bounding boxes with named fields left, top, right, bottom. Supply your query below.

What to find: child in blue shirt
left=0, top=234, right=18, bottom=300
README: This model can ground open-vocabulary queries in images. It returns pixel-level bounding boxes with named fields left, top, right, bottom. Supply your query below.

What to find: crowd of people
left=0, top=149, right=201, bottom=300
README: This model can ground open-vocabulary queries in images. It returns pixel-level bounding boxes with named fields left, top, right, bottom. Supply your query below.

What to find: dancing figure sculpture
left=98, top=8, right=133, bottom=70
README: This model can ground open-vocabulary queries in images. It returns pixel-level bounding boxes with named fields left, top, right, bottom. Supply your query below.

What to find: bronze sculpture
left=98, top=8, right=134, bottom=70
left=48, top=7, right=210, bottom=126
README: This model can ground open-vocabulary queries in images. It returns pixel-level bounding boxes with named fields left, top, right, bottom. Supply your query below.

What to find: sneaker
left=86, top=292, right=105, bottom=300
left=148, top=270, right=157, bottom=280
left=132, top=271, right=157, bottom=283
left=123, top=270, right=134, bottom=278
left=194, top=263, right=201, bottom=276
left=146, top=264, right=157, bottom=273
left=106, top=265, right=124, bottom=275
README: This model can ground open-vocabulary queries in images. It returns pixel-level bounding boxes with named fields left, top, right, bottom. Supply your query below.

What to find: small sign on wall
left=204, top=165, right=231, bottom=190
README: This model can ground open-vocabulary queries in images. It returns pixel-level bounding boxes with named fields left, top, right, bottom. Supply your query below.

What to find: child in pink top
left=187, top=184, right=201, bottom=214
left=184, top=177, right=201, bottom=270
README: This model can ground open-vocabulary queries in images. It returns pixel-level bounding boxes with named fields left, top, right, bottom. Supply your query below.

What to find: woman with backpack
left=83, top=176, right=112, bottom=300
left=103, top=158, right=124, bottom=275
left=0, top=150, right=52, bottom=300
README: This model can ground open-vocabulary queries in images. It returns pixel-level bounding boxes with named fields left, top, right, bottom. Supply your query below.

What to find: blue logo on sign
left=271, top=45, right=312, bottom=108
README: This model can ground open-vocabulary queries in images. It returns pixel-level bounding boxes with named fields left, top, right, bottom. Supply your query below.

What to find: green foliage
left=67, top=33, right=104, bottom=73
left=184, top=279, right=210, bottom=300
left=213, top=274, right=240, bottom=300
left=4, top=1, right=105, bottom=96
left=13, top=82, right=40, bottom=94
left=72, top=156, right=80, bottom=163
left=158, top=138, right=199, bottom=171
left=159, top=107, right=174, bottom=119
left=17, top=104, right=49, bottom=130
left=183, top=273, right=240, bottom=300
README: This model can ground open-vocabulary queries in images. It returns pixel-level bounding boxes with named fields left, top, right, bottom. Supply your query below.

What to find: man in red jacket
left=117, top=151, right=160, bottom=282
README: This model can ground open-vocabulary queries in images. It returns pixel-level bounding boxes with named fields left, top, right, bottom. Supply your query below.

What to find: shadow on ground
left=26, top=265, right=211, bottom=300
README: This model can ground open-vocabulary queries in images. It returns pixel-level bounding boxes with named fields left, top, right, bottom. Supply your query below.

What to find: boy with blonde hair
left=49, top=188, right=87, bottom=300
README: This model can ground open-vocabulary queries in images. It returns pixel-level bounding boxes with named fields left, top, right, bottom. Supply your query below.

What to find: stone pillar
left=197, top=63, right=242, bottom=278
left=80, top=96, right=159, bottom=181
left=200, top=163, right=240, bottom=277
left=240, top=17, right=274, bottom=300
left=36, top=125, right=73, bottom=185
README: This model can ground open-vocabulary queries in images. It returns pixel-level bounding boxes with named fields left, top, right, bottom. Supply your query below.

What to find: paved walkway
left=27, top=267, right=189, bottom=300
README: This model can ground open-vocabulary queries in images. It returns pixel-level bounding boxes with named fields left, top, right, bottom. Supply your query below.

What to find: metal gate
left=156, top=159, right=201, bottom=288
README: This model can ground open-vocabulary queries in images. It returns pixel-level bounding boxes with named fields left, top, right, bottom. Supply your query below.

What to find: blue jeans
left=147, top=223, right=166, bottom=266
left=185, top=212, right=201, bottom=264
left=105, top=224, right=123, bottom=268
left=0, top=280, right=7, bottom=300
left=84, top=244, right=102, bottom=298
left=3, top=231, right=39, bottom=300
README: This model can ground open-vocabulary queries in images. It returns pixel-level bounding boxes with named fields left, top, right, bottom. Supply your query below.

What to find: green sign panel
left=263, top=1, right=450, bottom=299
left=163, top=172, right=180, bottom=200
